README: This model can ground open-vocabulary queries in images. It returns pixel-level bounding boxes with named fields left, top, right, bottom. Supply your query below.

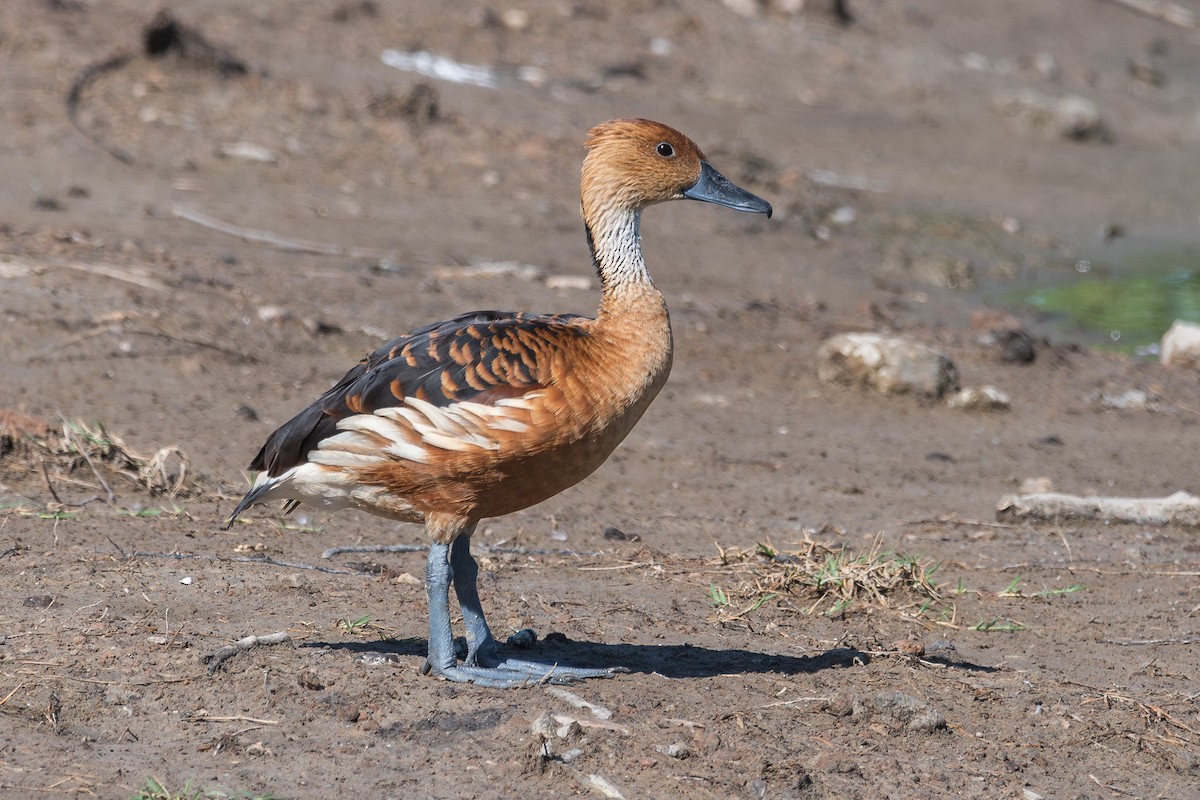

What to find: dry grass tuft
left=710, top=533, right=942, bottom=617
left=1, top=412, right=197, bottom=502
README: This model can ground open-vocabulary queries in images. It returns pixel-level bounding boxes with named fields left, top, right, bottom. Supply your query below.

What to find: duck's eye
left=656, top=142, right=675, bottom=158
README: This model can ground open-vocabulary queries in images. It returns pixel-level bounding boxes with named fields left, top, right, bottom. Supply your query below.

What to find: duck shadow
left=303, top=634, right=996, bottom=678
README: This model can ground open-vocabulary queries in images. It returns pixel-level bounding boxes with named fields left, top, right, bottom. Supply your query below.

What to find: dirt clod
left=871, top=691, right=947, bottom=734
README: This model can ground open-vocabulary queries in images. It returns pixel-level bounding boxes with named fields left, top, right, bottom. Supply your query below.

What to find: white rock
left=432, top=261, right=544, bottom=281
left=500, top=8, right=530, bottom=29
left=946, top=385, right=1011, bottom=411
left=720, top=0, right=763, bottom=17
left=1086, top=388, right=1160, bottom=411
left=1160, top=320, right=1200, bottom=369
left=217, top=142, right=279, bottom=163
left=649, top=37, right=672, bottom=57
left=585, top=775, right=626, bottom=800
left=0, top=257, right=33, bottom=278
left=545, top=274, right=593, bottom=291
left=817, top=333, right=959, bottom=399
left=530, top=710, right=556, bottom=739
left=993, top=90, right=1104, bottom=140
left=828, top=205, right=858, bottom=226
left=656, top=742, right=691, bottom=759
left=256, top=305, right=292, bottom=324
left=1019, top=477, right=1055, bottom=494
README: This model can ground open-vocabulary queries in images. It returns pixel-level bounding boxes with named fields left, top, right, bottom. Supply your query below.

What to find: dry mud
left=2, top=1, right=1199, bottom=798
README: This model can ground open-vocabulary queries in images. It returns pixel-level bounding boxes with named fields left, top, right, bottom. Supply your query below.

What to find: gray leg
left=419, top=514, right=624, bottom=687
left=421, top=542, right=458, bottom=675
left=450, top=530, right=501, bottom=667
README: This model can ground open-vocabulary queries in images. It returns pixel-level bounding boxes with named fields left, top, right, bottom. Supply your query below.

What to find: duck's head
left=581, top=118, right=773, bottom=220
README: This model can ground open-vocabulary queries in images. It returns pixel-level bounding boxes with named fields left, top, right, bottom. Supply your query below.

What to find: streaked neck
left=586, top=206, right=657, bottom=299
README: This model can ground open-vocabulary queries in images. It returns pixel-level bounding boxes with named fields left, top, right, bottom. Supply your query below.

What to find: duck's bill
left=683, top=161, right=773, bottom=218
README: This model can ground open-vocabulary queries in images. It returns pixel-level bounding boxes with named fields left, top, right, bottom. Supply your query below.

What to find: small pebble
left=256, top=305, right=292, bottom=324
left=1020, top=477, right=1055, bottom=494
left=531, top=711, right=556, bottom=739
left=218, top=142, right=279, bottom=163
left=297, top=670, right=325, bottom=690
left=946, top=385, right=1011, bottom=411
left=603, top=526, right=637, bottom=541
left=507, top=628, right=537, bottom=648
left=892, top=639, right=925, bottom=656
left=828, top=205, right=857, bottom=226
left=245, top=741, right=272, bottom=756
left=501, top=8, right=530, bottom=29
left=656, top=742, right=690, bottom=759
left=179, top=576, right=194, bottom=586
left=554, top=716, right=582, bottom=738
left=359, top=652, right=401, bottom=666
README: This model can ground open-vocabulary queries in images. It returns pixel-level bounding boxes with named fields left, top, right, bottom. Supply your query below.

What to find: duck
left=226, top=118, right=772, bottom=687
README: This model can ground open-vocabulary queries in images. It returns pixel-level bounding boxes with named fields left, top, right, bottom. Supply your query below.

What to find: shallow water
left=1014, top=229, right=1200, bottom=354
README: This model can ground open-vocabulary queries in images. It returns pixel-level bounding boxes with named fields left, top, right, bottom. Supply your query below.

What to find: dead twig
left=320, top=543, right=605, bottom=559
left=125, top=322, right=258, bottom=364
left=173, top=205, right=402, bottom=261
left=902, top=514, right=1023, bottom=529
left=1099, top=0, right=1196, bottom=28
left=66, top=50, right=138, bottom=164
left=804, top=168, right=889, bottom=193
left=0, top=683, right=24, bottom=708
left=0, top=784, right=96, bottom=796
left=1102, top=636, right=1200, bottom=646
left=545, top=686, right=614, bottom=720
left=48, top=259, right=168, bottom=292
left=16, top=672, right=188, bottom=687
left=1088, top=773, right=1137, bottom=796
left=39, top=463, right=99, bottom=508
left=28, top=310, right=256, bottom=365
left=40, top=463, right=65, bottom=507
left=758, top=695, right=834, bottom=709
left=202, top=631, right=291, bottom=675
left=130, top=550, right=360, bottom=575
left=27, top=327, right=110, bottom=364
left=61, top=424, right=115, bottom=504
left=185, top=712, right=280, bottom=725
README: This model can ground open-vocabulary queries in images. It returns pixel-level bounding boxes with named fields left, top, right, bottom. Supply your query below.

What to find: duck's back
left=247, top=303, right=672, bottom=521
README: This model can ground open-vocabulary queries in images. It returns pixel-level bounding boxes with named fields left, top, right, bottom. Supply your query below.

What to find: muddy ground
left=2, top=1, right=1200, bottom=798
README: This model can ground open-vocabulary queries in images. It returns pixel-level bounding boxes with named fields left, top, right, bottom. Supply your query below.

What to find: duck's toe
left=428, top=660, right=625, bottom=688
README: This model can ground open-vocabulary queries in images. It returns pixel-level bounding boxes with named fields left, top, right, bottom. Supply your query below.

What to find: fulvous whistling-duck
left=227, top=118, right=772, bottom=687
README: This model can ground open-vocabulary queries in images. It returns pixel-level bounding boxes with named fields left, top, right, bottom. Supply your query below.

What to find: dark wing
left=249, top=310, right=588, bottom=476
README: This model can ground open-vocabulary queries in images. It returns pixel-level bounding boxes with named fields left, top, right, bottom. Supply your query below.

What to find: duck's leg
left=420, top=539, right=459, bottom=676
left=445, top=527, right=624, bottom=686
left=420, top=514, right=621, bottom=687
left=449, top=527, right=500, bottom=667
left=422, top=519, right=538, bottom=687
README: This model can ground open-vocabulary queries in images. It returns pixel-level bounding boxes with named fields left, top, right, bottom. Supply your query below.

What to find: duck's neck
left=585, top=206, right=666, bottom=321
